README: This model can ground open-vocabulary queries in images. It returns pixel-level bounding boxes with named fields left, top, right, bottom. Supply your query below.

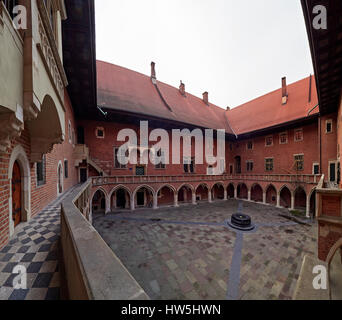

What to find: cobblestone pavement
left=93, top=199, right=317, bottom=300
left=0, top=189, right=75, bottom=300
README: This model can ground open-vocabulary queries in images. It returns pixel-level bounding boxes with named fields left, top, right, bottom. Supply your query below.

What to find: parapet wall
left=60, top=180, right=149, bottom=300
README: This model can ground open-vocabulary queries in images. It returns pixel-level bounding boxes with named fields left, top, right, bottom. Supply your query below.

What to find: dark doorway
left=137, top=191, right=145, bottom=206
left=80, top=168, right=87, bottom=183
left=330, top=162, right=336, bottom=182
left=116, top=189, right=127, bottom=209
left=12, top=161, right=22, bottom=227
left=77, top=126, right=85, bottom=144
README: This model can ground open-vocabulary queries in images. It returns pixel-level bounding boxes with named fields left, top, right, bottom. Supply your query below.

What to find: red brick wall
left=77, top=119, right=225, bottom=177
left=228, top=123, right=320, bottom=175
left=0, top=91, right=78, bottom=249
left=79, top=118, right=337, bottom=183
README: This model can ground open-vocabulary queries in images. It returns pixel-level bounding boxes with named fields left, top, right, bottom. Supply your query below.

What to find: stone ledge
left=61, top=181, right=149, bottom=300
left=293, top=255, right=330, bottom=300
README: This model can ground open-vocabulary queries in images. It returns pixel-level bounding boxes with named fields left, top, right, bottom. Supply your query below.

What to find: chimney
left=282, top=77, right=288, bottom=105
left=151, top=62, right=156, bottom=83
left=226, top=106, right=230, bottom=111
left=179, top=81, right=185, bottom=96
left=202, top=91, right=209, bottom=105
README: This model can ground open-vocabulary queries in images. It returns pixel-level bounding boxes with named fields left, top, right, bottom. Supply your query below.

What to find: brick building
left=0, top=0, right=341, bottom=299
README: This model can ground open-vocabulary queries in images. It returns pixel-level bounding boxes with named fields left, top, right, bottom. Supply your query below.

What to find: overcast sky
left=95, top=0, right=313, bottom=109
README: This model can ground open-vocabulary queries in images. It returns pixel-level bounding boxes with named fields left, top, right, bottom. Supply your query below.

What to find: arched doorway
left=196, top=184, right=208, bottom=202
left=12, top=161, right=22, bottom=227
left=178, top=185, right=193, bottom=203
left=111, top=187, right=130, bottom=210
left=266, top=185, right=277, bottom=205
left=227, top=184, right=234, bottom=198
left=251, top=184, right=263, bottom=202
left=135, top=186, right=154, bottom=208
left=237, top=183, right=248, bottom=199
left=212, top=184, right=224, bottom=200
left=280, top=186, right=291, bottom=208
left=8, top=145, right=31, bottom=236
left=157, top=186, right=175, bottom=207
left=294, top=187, right=306, bottom=211
left=92, top=189, right=106, bottom=214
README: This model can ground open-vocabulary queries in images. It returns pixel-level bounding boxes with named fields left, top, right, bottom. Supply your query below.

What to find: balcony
left=92, top=173, right=321, bottom=187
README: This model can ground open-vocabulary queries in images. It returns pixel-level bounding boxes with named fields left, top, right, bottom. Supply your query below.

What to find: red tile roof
left=97, top=60, right=233, bottom=134
left=97, top=60, right=319, bottom=136
left=227, top=76, right=319, bottom=135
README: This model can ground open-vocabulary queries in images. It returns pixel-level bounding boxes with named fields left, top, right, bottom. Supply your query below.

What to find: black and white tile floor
left=0, top=189, right=74, bottom=300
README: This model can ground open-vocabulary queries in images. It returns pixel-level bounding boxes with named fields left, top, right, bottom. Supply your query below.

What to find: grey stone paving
left=93, top=199, right=317, bottom=300
left=0, top=188, right=75, bottom=300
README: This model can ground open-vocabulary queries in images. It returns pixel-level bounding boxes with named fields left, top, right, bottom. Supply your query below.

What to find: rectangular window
left=183, top=157, right=195, bottom=173
left=294, top=129, right=303, bottom=142
left=265, top=135, right=273, bottom=146
left=114, top=147, right=126, bottom=169
left=229, top=164, right=233, bottom=175
left=135, top=166, right=145, bottom=176
left=36, top=155, right=46, bottom=186
left=279, top=132, right=288, bottom=144
left=64, top=160, right=68, bottom=178
left=294, top=154, right=304, bottom=171
left=247, top=141, right=253, bottom=150
left=265, top=158, right=274, bottom=172
left=313, top=163, right=320, bottom=175
left=246, top=161, right=254, bottom=172
left=326, top=120, right=333, bottom=133
left=155, top=150, right=166, bottom=169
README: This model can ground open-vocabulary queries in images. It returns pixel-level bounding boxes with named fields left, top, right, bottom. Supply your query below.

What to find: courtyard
left=93, top=199, right=317, bottom=300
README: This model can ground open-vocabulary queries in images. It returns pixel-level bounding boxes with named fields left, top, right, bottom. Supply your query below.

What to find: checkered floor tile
left=0, top=188, right=75, bottom=300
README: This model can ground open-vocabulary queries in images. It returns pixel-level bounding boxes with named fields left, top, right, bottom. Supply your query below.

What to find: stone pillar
left=174, top=193, right=179, bottom=207
left=263, top=192, right=266, bottom=204
left=105, top=195, right=111, bottom=214
left=153, top=193, right=158, bottom=210
left=306, top=194, right=310, bottom=218
left=248, top=190, right=251, bottom=201
left=192, top=192, right=197, bottom=205
left=234, top=188, right=238, bottom=199
left=291, top=194, right=295, bottom=210
left=208, top=190, right=212, bottom=203
left=224, top=190, right=228, bottom=201
left=276, top=193, right=280, bottom=207
left=130, top=196, right=135, bottom=211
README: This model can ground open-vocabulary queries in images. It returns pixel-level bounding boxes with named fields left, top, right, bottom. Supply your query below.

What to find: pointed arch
left=8, top=144, right=31, bottom=236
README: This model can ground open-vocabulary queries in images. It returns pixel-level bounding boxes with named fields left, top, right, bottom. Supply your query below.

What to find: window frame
left=312, top=162, right=320, bottom=175
left=294, top=128, right=304, bottom=142
left=294, top=154, right=304, bottom=172
left=96, top=127, right=105, bottom=139
left=246, top=141, right=253, bottom=150
left=265, top=157, right=274, bottom=172
left=246, top=160, right=254, bottom=172
left=279, top=131, right=288, bottom=145
left=326, top=119, right=333, bottom=134
left=265, top=135, right=273, bottom=147
left=114, top=147, right=127, bottom=169
left=36, top=155, right=46, bottom=187
left=64, top=159, right=68, bottom=178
